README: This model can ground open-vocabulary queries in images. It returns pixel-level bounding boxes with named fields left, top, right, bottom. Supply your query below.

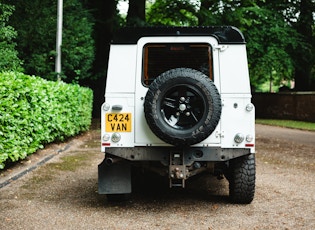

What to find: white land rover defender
left=100, top=26, right=255, bottom=204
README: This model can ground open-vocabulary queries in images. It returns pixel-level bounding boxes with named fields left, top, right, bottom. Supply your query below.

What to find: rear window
left=143, top=43, right=213, bottom=86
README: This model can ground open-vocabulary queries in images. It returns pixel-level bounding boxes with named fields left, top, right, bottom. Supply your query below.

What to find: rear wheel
left=228, top=154, right=256, bottom=204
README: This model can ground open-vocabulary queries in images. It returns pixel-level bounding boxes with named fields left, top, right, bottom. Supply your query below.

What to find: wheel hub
left=179, top=103, right=187, bottom=111
left=160, top=85, right=207, bottom=129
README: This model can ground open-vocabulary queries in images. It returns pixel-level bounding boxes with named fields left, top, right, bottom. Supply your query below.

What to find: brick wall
left=252, top=92, right=315, bottom=122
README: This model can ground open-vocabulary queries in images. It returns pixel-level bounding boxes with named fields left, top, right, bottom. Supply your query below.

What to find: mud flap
left=98, top=158, right=131, bottom=194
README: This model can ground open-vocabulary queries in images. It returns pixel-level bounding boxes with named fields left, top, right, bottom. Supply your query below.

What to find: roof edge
left=111, top=26, right=246, bottom=44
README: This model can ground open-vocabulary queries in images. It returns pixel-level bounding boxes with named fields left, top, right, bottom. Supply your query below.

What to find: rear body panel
left=101, top=36, right=254, bottom=152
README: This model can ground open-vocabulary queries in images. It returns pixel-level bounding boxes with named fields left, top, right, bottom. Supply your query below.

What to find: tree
left=147, top=0, right=198, bottom=26
left=262, top=0, right=315, bottom=90
left=234, top=5, right=298, bottom=91
left=4, top=0, right=95, bottom=83
left=62, top=0, right=95, bottom=82
left=198, top=0, right=221, bottom=26
left=83, top=0, right=118, bottom=117
left=293, top=0, right=314, bottom=90
left=85, top=0, right=117, bottom=79
left=146, top=0, right=300, bottom=91
left=127, top=0, right=146, bottom=26
left=0, top=3, right=22, bottom=71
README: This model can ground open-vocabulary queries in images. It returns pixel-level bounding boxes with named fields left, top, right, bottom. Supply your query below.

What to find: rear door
left=134, top=36, right=221, bottom=146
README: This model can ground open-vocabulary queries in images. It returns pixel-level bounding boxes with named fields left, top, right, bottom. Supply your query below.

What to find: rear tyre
left=228, top=154, right=255, bottom=204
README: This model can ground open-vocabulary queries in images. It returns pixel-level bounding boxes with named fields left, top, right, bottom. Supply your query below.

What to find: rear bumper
left=105, top=146, right=252, bottom=165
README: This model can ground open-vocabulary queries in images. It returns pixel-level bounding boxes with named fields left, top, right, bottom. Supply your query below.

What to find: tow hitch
left=169, top=152, right=188, bottom=188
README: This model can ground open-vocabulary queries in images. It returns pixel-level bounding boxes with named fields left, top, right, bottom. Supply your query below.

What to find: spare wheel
left=144, top=68, right=221, bottom=146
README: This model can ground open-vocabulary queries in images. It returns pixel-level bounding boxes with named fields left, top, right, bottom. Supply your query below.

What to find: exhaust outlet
left=105, top=157, right=121, bottom=166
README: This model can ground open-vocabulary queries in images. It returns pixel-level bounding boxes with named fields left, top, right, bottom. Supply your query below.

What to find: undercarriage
left=98, top=146, right=251, bottom=193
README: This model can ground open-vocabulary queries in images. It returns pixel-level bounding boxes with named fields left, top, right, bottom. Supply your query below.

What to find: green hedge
left=0, top=72, right=93, bottom=169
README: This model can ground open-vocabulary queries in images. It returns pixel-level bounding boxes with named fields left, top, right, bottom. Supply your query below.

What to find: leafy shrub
left=0, top=72, right=93, bottom=169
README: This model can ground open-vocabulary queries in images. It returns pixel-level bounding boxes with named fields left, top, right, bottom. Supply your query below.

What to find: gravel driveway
left=1, top=123, right=314, bottom=230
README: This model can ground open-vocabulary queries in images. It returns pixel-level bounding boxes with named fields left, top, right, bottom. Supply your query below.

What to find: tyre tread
left=228, top=154, right=256, bottom=204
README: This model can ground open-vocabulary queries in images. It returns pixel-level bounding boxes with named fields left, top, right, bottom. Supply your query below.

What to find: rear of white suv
left=100, top=26, right=255, bottom=204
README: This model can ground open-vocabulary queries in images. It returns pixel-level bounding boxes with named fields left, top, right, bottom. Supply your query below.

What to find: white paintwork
left=101, top=93, right=135, bottom=152
left=101, top=34, right=255, bottom=153
left=219, top=45, right=251, bottom=94
left=220, top=95, right=255, bottom=153
left=105, top=45, right=137, bottom=93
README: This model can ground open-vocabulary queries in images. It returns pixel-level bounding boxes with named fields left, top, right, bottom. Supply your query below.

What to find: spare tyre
left=144, top=68, right=221, bottom=146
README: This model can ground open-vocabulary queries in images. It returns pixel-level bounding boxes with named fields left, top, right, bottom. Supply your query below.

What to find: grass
left=49, top=154, right=90, bottom=172
left=256, top=119, right=315, bottom=131
left=21, top=152, right=90, bottom=191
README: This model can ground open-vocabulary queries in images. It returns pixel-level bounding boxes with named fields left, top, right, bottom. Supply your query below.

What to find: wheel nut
left=179, top=104, right=186, bottom=111
left=186, top=112, right=190, bottom=116
left=180, top=97, right=185, bottom=102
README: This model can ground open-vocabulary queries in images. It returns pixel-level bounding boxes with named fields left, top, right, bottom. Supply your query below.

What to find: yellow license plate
left=105, top=113, right=131, bottom=132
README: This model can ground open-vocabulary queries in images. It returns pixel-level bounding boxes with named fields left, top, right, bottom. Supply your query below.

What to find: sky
left=117, top=0, right=129, bottom=15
